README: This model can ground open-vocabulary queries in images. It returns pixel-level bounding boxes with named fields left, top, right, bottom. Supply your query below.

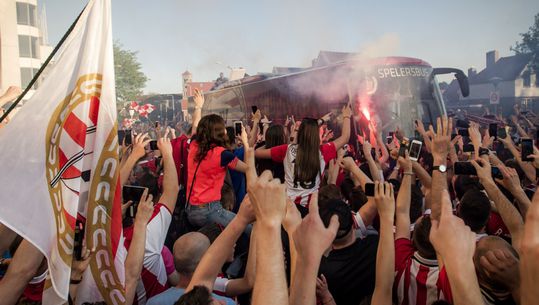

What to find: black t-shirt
left=319, top=235, right=379, bottom=305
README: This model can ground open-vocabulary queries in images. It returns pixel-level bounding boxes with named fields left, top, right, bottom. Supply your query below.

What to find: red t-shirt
left=187, top=141, right=239, bottom=205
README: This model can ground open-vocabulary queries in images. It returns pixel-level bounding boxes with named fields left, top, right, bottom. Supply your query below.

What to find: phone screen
left=409, top=141, right=422, bottom=160
left=489, top=123, right=498, bottom=139
left=454, top=162, right=476, bottom=176
left=458, top=128, right=469, bottom=137
left=118, top=130, right=132, bottom=145
left=234, top=122, right=242, bottom=136
left=498, top=128, right=507, bottom=139
left=123, top=186, right=147, bottom=203
left=521, top=139, right=534, bottom=161
left=364, top=183, right=375, bottom=197
left=251, top=106, right=258, bottom=114
left=149, top=140, right=158, bottom=150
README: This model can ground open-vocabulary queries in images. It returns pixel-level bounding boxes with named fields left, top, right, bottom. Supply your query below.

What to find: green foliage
left=512, top=13, right=539, bottom=73
left=114, top=41, right=148, bottom=104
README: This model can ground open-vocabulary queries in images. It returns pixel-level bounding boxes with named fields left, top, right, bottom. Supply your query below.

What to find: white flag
left=0, top=0, right=126, bottom=304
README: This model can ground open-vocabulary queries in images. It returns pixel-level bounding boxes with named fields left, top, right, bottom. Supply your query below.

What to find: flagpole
left=0, top=3, right=88, bottom=124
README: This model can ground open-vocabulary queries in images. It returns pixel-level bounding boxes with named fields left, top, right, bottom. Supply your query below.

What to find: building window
left=20, top=67, right=40, bottom=90
left=16, top=2, right=37, bottom=26
left=523, top=71, right=531, bottom=87
left=18, top=35, right=38, bottom=58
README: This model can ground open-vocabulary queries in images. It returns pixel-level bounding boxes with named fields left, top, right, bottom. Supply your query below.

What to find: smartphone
left=463, top=144, right=474, bottom=152
left=454, top=162, right=502, bottom=178
left=118, top=129, right=132, bottom=145
left=234, top=121, right=243, bottom=136
left=498, top=127, right=507, bottom=139
left=456, top=119, right=470, bottom=129
left=521, top=138, right=534, bottom=161
left=408, top=140, right=422, bottom=161
left=122, top=185, right=148, bottom=218
left=149, top=140, right=158, bottom=150
left=489, top=123, right=498, bottom=139
left=251, top=106, right=258, bottom=114
left=458, top=128, right=469, bottom=137
left=74, top=220, right=84, bottom=260
left=364, top=183, right=375, bottom=197
left=451, top=133, right=457, bottom=140
left=155, top=121, right=160, bottom=128
left=398, top=144, right=408, bottom=158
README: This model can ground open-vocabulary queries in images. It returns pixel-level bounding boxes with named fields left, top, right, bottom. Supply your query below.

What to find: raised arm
left=520, top=191, right=539, bottom=305
left=0, top=240, right=44, bottom=305
left=496, top=166, right=532, bottom=218
left=429, top=191, right=483, bottom=305
left=289, top=193, right=339, bottom=305
left=191, top=88, right=204, bottom=135
left=429, top=116, right=452, bottom=221
left=363, top=141, right=382, bottom=182
left=499, top=136, right=537, bottom=182
left=224, top=223, right=258, bottom=297
left=371, top=182, right=396, bottom=305
left=395, top=155, right=413, bottom=240
left=471, top=158, right=524, bottom=253
left=187, top=196, right=254, bottom=292
left=156, top=137, right=179, bottom=212
left=124, top=190, right=154, bottom=305
left=244, top=139, right=289, bottom=305
left=331, top=104, right=352, bottom=150
left=120, top=133, right=151, bottom=186
left=412, top=161, right=432, bottom=189
left=248, top=110, right=262, bottom=148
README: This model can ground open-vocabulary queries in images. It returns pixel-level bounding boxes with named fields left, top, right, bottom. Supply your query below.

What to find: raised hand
left=495, top=166, right=522, bottom=194
left=157, top=136, right=173, bottom=157
left=397, top=151, right=413, bottom=172
left=252, top=109, right=262, bottom=122
left=131, top=133, right=151, bottom=160
left=470, top=156, right=494, bottom=184
left=236, top=195, right=256, bottom=225
left=316, top=275, right=335, bottom=305
left=283, top=200, right=302, bottom=235
left=374, top=182, right=395, bottom=221
left=428, top=116, right=452, bottom=164
left=135, top=189, right=154, bottom=225
left=245, top=146, right=286, bottom=227
left=292, top=193, right=339, bottom=264
left=342, top=103, right=352, bottom=118
left=193, top=88, right=205, bottom=109
left=430, top=190, right=476, bottom=263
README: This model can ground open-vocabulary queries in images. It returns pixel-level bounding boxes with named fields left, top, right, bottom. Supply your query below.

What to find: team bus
left=191, top=56, right=469, bottom=143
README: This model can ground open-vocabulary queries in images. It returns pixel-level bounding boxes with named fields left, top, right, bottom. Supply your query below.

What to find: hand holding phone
left=234, top=121, right=243, bottom=136
left=123, top=186, right=149, bottom=218
left=521, top=138, right=534, bottom=161
left=408, top=140, right=422, bottom=161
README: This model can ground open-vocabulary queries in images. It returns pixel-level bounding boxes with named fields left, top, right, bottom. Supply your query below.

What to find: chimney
left=468, top=67, right=477, bottom=78
left=486, top=50, right=499, bottom=68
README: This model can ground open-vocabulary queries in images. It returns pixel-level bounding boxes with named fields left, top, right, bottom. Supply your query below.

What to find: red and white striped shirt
left=124, top=203, right=172, bottom=305
left=394, top=238, right=453, bottom=305
left=271, top=142, right=337, bottom=207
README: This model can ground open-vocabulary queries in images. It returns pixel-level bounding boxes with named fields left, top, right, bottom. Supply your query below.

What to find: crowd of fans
left=1, top=85, right=539, bottom=305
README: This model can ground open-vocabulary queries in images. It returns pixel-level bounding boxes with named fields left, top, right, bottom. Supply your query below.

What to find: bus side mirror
left=431, top=68, right=470, bottom=97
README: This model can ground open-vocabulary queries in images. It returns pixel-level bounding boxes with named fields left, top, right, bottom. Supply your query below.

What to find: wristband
left=403, top=171, right=414, bottom=176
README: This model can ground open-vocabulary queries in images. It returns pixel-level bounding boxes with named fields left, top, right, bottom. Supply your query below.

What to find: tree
left=512, top=13, right=539, bottom=73
left=114, top=41, right=148, bottom=104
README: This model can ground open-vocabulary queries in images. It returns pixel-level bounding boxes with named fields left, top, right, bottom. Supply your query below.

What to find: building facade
left=445, top=50, right=539, bottom=116
left=0, top=0, right=52, bottom=99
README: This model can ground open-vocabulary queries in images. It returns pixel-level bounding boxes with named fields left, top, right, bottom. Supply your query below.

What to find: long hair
left=294, top=118, right=320, bottom=183
left=194, top=114, right=228, bottom=162
left=265, top=124, right=287, bottom=148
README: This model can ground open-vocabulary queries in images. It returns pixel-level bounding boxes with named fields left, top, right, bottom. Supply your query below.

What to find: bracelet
left=70, top=278, right=82, bottom=285
left=403, top=171, right=415, bottom=176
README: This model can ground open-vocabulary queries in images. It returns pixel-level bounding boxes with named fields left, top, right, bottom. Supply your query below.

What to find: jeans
left=186, top=201, right=252, bottom=235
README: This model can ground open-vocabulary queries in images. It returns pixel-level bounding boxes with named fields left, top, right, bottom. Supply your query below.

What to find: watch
left=433, top=164, right=447, bottom=173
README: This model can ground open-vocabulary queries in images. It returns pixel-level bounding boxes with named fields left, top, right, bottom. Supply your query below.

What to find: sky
left=40, top=0, right=539, bottom=94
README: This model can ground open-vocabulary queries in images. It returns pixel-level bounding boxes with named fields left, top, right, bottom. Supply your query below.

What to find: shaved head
left=173, top=232, right=211, bottom=275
